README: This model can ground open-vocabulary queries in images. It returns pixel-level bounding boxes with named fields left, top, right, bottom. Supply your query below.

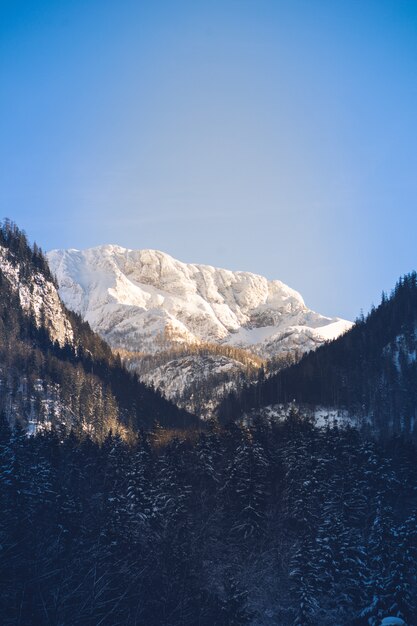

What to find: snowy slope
left=47, top=245, right=352, bottom=358
left=47, top=245, right=352, bottom=415
left=0, top=246, right=73, bottom=346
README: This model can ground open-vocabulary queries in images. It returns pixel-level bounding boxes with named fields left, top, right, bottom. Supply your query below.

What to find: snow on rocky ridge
left=47, top=245, right=352, bottom=358
left=0, top=246, right=73, bottom=346
left=47, top=245, right=352, bottom=415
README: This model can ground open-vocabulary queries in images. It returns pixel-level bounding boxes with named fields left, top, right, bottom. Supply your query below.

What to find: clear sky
left=1, top=0, right=417, bottom=320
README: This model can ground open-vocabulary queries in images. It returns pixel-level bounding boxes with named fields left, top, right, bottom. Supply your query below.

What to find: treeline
left=0, top=220, right=197, bottom=434
left=120, top=342, right=266, bottom=416
left=0, top=411, right=416, bottom=624
left=219, top=273, right=417, bottom=437
left=0, top=218, right=54, bottom=282
left=120, top=340, right=265, bottom=376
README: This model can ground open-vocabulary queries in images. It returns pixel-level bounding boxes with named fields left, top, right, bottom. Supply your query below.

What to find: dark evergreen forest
left=0, top=411, right=416, bottom=625
left=219, top=274, right=417, bottom=438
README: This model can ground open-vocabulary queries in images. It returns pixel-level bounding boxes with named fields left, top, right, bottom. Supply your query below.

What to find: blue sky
left=1, top=0, right=417, bottom=320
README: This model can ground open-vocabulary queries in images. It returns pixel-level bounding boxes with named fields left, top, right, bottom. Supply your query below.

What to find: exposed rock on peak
left=47, top=245, right=352, bottom=358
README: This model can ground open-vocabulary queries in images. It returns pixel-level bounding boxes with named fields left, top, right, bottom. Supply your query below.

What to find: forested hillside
left=219, top=274, right=417, bottom=437
left=0, top=411, right=415, bottom=625
left=0, top=221, right=197, bottom=436
left=120, top=341, right=264, bottom=416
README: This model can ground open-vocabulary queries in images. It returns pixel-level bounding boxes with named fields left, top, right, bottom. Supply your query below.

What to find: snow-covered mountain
left=0, top=223, right=194, bottom=434
left=47, top=246, right=352, bottom=415
left=48, top=245, right=352, bottom=357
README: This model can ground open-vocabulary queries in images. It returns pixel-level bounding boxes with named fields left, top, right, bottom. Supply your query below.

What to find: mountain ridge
left=0, top=221, right=197, bottom=435
left=47, top=244, right=352, bottom=357
left=47, top=244, right=352, bottom=415
left=218, top=271, right=417, bottom=437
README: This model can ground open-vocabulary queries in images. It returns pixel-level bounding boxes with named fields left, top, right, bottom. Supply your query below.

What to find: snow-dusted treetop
left=47, top=245, right=352, bottom=357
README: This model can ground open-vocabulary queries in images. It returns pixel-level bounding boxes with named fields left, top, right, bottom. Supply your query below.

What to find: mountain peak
left=47, top=245, right=352, bottom=357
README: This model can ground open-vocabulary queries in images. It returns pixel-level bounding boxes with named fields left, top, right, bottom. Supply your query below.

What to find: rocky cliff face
left=48, top=245, right=352, bottom=414
left=48, top=245, right=351, bottom=355
left=0, top=245, right=73, bottom=347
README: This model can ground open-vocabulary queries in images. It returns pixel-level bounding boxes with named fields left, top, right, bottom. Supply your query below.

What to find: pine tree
left=290, top=533, right=321, bottom=625
left=126, top=432, right=154, bottom=544
left=220, top=578, right=253, bottom=625
left=221, top=429, right=270, bottom=540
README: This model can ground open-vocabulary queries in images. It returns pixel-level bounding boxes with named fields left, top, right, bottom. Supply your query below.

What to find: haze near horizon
left=1, top=0, right=416, bottom=320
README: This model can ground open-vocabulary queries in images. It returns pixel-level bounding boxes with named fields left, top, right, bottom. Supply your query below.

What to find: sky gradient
left=1, top=0, right=417, bottom=320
